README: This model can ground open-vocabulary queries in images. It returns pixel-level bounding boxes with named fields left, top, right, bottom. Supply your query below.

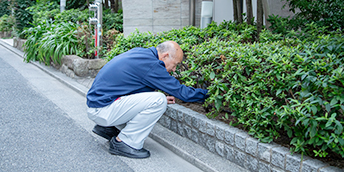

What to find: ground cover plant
left=106, top=21, right=344, bottom=167
left=22, top=4, right=123, bottom=63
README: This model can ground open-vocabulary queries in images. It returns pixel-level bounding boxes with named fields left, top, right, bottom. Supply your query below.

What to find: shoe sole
left=92, top=129, right=112, bottom=140
left=109, top=148, right=150, bottom=159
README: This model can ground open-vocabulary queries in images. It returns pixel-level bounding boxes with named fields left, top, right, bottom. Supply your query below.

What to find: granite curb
left=1, top=39, right=342, bottom=172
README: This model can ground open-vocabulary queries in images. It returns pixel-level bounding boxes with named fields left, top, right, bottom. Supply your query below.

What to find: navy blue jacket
left=87, top=47, right=208, bottom=108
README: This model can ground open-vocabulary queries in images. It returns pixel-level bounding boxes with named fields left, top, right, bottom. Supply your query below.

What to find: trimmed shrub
left=105, top=21, right=344, bottom=158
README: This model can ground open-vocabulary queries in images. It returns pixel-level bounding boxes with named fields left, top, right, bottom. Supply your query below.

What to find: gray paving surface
left=0, top=56, right=132, bottom=171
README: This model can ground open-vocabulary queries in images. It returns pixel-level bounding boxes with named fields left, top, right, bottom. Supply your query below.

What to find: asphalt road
left=0, top=53, right=135, bottom=171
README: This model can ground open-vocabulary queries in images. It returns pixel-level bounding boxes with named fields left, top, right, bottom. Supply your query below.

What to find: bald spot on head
left=156, top=41, right=184, bottom=73
left=157, top=41, right=183, bottom=62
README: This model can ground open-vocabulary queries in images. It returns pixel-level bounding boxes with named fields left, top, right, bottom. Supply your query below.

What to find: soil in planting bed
left=174, top=98, right=344, bottom=169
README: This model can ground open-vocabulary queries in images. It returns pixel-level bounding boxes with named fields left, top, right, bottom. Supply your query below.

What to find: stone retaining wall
left=0, top=31, right=11, bottom=38
left=159, top=104, right=343, bottom=172
left=13, top=37, right=26, bottom=51
left=54, top=55, right=107, bottom=78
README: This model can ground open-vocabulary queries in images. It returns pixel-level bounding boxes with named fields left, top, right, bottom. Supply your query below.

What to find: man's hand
left=166, top=96, right=175, bottom=104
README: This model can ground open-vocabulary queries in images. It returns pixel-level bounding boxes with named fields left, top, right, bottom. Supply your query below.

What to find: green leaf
left=311, top=106, right=317, bottom=114
left=302, top=119, right=310, bottom=126
left=310, top=120, right=318, bottom=138
left=325, top=120, right=332, bottom=128
left=338, top=138, right=344, bottom=146
left=330, top=98, right=338, bottom=106
left=334, top=120, right=343, bottom=135
left=325, top=103, right=331, bottom=112
left=287, top=129, right=293, bottom=138
left=215, top=98, right=222, bottom=111
left=210, top=71, right=215, bottom=79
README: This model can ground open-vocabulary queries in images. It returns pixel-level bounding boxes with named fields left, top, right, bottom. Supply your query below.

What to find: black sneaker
left=92, top=125, right=120, bottom=140
left=109, top=137, right=150, bottom=159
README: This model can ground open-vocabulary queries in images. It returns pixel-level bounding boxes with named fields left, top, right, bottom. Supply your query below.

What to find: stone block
left=271, top=167, right=284, bottom=172
left=88, top=69, right=99, bottom=78
left=159, top=115, right=171, bottom=128
left=215, top=122, right=226, bottom=141
left=258, top=142, right=277, bottom=163
left=153, top=18, right=180, bottom=26
left=177, top=122, right=184, bottom=136
left=62, top=55, right=79, bottom=69
left=171, top=120, right=178, bottom=133
left=191, top=115, right=200, bottom=129
left=302, top=159, right=328, bottom=172
left=215, top=141, right=224, bottom=157
left=233, top=148, right=246, bottom=167
left=60, top=64, right=68, bottom=74
left=319, top=166, right=344, bottom=172
left=87, top=59, right=106, bottom=70
left=206, top=121, right=215, bottom=136
left=258, top=161, right=271, bottom=172
left=124, top=18, right=153, bottom=26
left=246, top=137, right=259, bottom=156
left=224, top=145, right=235, bottom=162
left=181, top=18, right=189, bottom=26
left=224, top=126, right=240, bottom=146
left=235, top=132, right=249, bottom=151
left=181, top=0, right=189, bottom=17
left=198, top=133, right=207, bottom=148
left=153, top=1, right=181, bottom=19
left=184, top=114, right=192, bottom=127
left=191, top=128, right=199, bottom=143
left=184, top=125, right=192, bottom=139
left=245, top=155, right=259, bottom=172
left=122, top=0, right=153, bottom=19
left=177, top=110, right=183, bottom=122
left=205, top=135, right=215, bottom=153
left=65, top=68, right=75, bottom=78
left=168, top=108, right=177, bottom=120
left=271, top=146, right=290, bottom=169
left=286, top=153, right=308, bottom=172
left=198, top=118, right=207, bottom=133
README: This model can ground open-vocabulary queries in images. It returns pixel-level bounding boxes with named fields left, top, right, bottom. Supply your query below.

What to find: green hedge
left=106, top=22, right=344, bottom=158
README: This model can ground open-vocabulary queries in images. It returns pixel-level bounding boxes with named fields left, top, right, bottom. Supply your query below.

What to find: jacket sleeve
left=141, top=61, right=209, bottom=102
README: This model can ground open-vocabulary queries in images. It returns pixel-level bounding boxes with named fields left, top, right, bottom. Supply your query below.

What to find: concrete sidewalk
left=0, top=39, right=247, bottom=172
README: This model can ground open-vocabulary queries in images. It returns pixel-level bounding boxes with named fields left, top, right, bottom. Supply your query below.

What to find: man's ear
left=162, top=52, right=169, bottom=60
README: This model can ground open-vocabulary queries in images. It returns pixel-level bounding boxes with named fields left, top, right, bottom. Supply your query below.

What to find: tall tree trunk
left=233, top=0, right=238, bottom=23
left=103, top=0, right=109, bottom=10
left=257, top=0, right=264, bottom=36
left=114, top=0, right=118, bottom=13
left=246, top=0, right=253, bottom=25
left=237, top=0, right=243, bottom=24
left=109, top=0, right=115, bottom=13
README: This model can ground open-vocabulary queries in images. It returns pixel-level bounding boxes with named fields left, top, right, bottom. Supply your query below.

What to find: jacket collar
left=149, top=47, right=159, bottom=60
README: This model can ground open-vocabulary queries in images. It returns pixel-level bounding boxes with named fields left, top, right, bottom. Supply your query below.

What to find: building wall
left=122, top=0, right=202, bottom=37
left=122, top=0, right=295, bottom=37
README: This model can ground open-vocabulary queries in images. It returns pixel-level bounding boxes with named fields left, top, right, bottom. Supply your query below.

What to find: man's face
left=164, top=54, right=182, bottom=73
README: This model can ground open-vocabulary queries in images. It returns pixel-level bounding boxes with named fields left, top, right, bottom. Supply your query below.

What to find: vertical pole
left=246, top=0, right=253, bottom=25
left=60, top=0, right=66, bottom=12
left=257, top=0, right=263, bottom=36
left=189, top=0, right=195, bottom=26
left=237, top=0, right=243, bottom=24
left=233, top=0, right=238, bottom=23
left=97, top=2, right=102, bottom=59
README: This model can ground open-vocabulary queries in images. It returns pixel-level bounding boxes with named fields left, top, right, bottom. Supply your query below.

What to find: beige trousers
left=87, top=92, right=167, bottom=149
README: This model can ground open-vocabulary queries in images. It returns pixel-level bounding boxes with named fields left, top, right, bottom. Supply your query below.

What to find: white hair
left=156, top=41, right=176, bottom=59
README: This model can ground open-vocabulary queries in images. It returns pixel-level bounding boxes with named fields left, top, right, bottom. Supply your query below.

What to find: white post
left=60, top=0, right=66, bottom=12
